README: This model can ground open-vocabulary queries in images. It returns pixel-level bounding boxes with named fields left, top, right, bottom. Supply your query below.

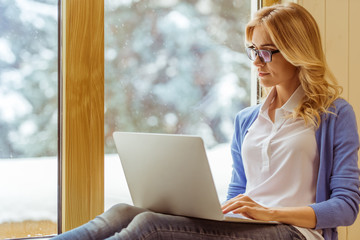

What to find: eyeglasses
left=246, top=47, right=280, bottom=63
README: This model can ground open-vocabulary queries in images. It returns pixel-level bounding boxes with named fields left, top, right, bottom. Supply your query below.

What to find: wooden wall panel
left=325, top=0, right=349, bottom=99
left=348, top=0, right=360, bottom=140
left=347, top=0, right=360, bottom=238
left=61, top=0, right=104, bottom=232
left=263, top=0, right=281, bottom=6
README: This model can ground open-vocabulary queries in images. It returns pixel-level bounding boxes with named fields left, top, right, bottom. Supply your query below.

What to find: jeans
left=52, top=203, right=306, bottom=240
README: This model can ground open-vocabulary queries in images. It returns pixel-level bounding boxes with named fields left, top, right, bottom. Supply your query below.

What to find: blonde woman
left=222, top=3, right=359, bottom=240
left=53, top=3, right=359, bottom=240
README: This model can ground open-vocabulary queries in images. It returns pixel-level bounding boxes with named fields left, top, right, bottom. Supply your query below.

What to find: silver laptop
left=113, top=132, right=278, bottom=224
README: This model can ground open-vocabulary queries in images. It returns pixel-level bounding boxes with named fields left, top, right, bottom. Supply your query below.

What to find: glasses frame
left=246, top=47, right=280, bottom=63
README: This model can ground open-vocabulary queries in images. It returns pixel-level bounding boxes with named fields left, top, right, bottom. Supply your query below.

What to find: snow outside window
left=0, top=0, right=58, bottom=238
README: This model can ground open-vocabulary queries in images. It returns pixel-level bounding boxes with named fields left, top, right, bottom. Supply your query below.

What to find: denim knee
left=107, top=203, right=133, bottom=216
left=132, top=212, right=160, bottom=226
left=101, top=204, right=130, bottom=222
left=129, top=212, right=166, bottom=239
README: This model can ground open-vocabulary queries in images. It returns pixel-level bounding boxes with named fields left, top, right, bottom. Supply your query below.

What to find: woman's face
left=251, top=25, right=299, bottom=90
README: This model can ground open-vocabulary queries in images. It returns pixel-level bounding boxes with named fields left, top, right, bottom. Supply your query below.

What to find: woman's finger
left=222, top=199, right=257, bottom=214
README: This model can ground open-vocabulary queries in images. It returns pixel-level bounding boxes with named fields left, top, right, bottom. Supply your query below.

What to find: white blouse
left=241, top=86, right=323, bottom=239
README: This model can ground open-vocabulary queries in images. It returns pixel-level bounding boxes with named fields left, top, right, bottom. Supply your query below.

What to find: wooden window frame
left=60, top=0, right=104, bottom=232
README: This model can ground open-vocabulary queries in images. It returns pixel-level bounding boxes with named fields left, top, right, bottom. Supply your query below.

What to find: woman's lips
left=258, top=72, right=270, bottom=77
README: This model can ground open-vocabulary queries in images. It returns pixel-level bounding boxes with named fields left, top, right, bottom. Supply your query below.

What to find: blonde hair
left=246, top=2, right=342, bottom=127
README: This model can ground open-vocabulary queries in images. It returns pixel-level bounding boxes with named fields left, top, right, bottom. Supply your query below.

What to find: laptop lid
left=112, top=132, right=224, bottom=221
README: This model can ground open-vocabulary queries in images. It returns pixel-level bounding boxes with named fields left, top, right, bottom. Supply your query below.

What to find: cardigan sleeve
left=226, top=105, right=261, bottom=200
left=311, top=100, right=360, bottom=229
left=227, top=113, right=247, bottom=200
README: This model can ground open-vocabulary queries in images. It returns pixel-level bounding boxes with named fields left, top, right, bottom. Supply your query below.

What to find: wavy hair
left=246, top=2, right=342, bottom=127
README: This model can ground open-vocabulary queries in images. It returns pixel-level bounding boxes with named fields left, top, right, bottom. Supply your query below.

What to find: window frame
left=59, top=0, right=104, bottom=232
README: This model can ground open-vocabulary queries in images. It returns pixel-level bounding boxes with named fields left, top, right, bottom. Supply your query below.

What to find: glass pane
left=104, top=0, right=251, bottom=210
left=0, top=0, right=58, bottom=238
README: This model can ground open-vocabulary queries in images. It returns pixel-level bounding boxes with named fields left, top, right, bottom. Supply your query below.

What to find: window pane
left=0, top=0, right=58, bottom=238
left=105, top=0, right=251, bottom=210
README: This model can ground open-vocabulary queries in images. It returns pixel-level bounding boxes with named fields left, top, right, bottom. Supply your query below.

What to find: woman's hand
left=221, top=194, right=317, bottom=228
left=221, top=194, right=275, bottom=221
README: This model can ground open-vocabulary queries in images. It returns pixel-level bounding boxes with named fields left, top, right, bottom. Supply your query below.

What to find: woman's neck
left=273, top=83, right=300, bottom=109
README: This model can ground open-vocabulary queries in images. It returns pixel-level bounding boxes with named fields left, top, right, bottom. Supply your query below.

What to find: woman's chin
left=258, top=78, right=275, bottom=88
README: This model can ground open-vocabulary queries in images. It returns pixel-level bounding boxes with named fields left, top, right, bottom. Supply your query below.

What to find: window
left=1, top=0, right=257, bottom=236
left=0, top=0, right=58, bottom=238
left=104, top=0, right=252, bottom=209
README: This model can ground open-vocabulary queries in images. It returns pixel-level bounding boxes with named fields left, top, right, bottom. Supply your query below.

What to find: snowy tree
left=104, top=0, right=251, bottom=152
left=0, top=0, right=58, bottom=158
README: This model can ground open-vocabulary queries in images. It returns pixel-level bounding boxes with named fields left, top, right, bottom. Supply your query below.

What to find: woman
left=222, top=3, right=360, bottom=240
left=54, top=3, right=359, bottom=240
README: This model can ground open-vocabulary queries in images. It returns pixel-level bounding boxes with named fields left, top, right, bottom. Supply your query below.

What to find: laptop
left=113, top=132, right=278, bottom=224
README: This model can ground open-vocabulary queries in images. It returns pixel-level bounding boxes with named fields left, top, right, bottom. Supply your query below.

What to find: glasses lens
left=246, top=48, right=257, bottom=61
left=259, top=50, right=271, bottom=63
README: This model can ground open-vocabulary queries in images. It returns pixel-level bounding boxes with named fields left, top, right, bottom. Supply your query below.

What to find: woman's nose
left=253, top=55, right=264, bottom=67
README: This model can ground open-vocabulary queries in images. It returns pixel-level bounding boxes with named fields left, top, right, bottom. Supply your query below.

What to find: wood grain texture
left=61, top=0, right=104, bottom=232
left=263, top=0, right=281, bottom=7
left=0, top=220, right=56, bottom=239
left=325, top=0, right=349, bottom=99
left=347, top=0, right=360, bottom=238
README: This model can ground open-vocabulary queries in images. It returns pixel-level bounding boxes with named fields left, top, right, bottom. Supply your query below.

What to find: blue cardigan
left=227, top=98, right=360, bottom=240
